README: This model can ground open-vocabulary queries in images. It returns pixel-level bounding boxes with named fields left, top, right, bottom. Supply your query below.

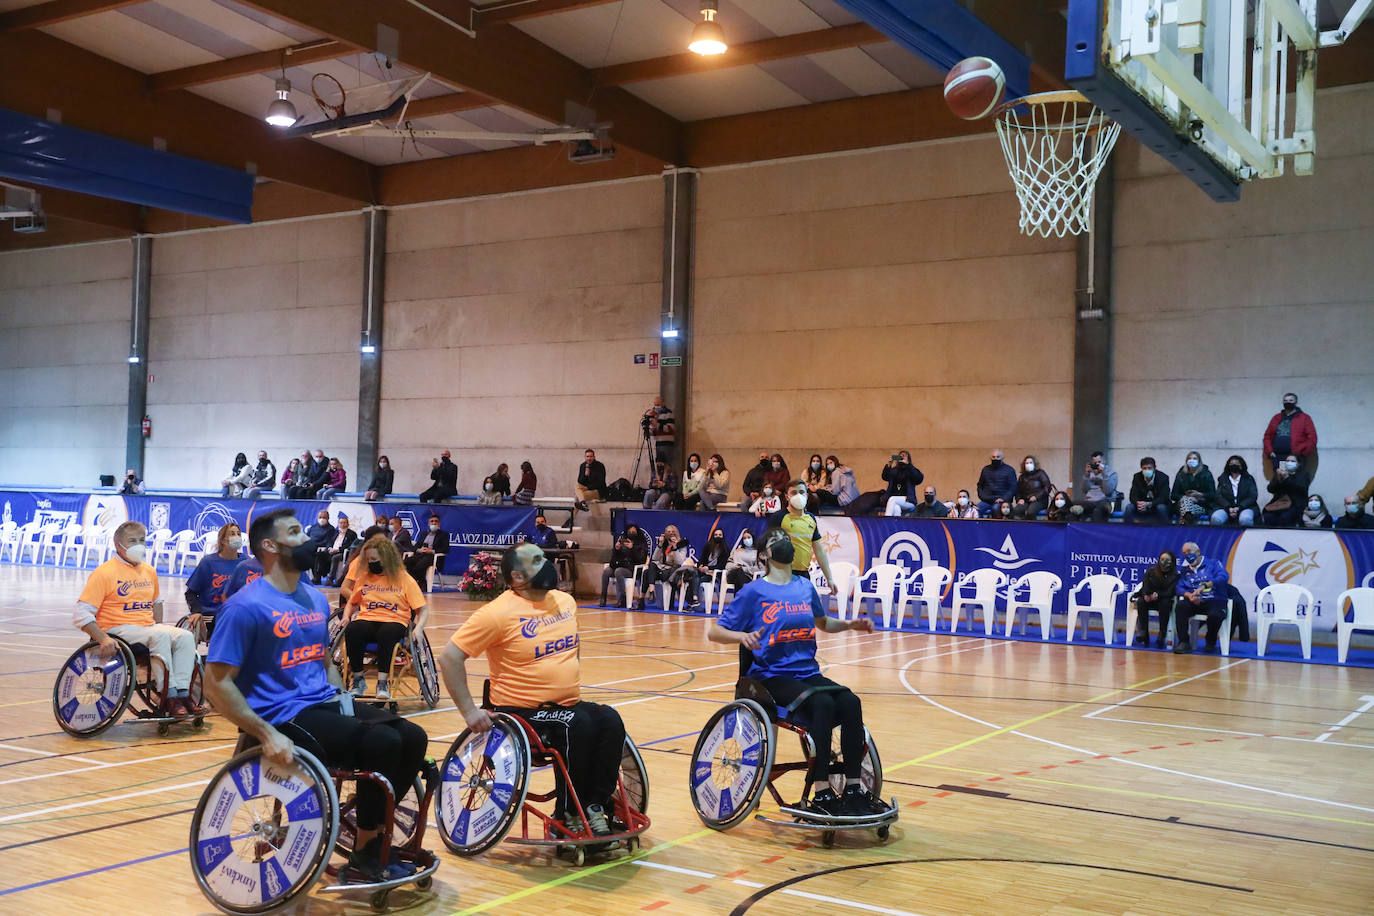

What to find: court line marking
left=1089, top=714, right=1374, bottom=749
left=0, top=779, right=205, bottom=824
left=1083, top=659, right=1248, bottom=719
left=1315, top=694, right=1374, bottom=742
left=0, top=698, right=53, bottom=709
left=0, top=742, right=234, bottom=788
left=0, top=743, right=98, bottom=764
left=632, top=860, right=717, bottom=879
left=0, top=843, right=188, bottom=897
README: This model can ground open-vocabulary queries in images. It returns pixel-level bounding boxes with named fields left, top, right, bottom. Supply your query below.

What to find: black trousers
left=1080, top=499, right=1114, bottom=523
left=419, top=485, right=456, bottom=503
left=1178, top=597, right=1227, bottom=647
left=1134, top=595, right=1174, bottom=640
left=282, top=701, right=428, bottom=831
left=760, top=674, right=864, bottom=783
left=345, top=619, right=410, bottom=675
left=498, top=702, right=626, bottom=813
left=404, top=552, right=435, bottom=590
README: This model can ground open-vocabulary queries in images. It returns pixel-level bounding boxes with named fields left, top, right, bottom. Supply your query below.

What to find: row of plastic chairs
left=0, top=521, right=227, bottom=574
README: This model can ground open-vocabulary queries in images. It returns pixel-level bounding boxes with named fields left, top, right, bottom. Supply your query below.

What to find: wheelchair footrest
left=320, top=849, right=440, bottom=895
left=763, top=799, right=899, bottom=829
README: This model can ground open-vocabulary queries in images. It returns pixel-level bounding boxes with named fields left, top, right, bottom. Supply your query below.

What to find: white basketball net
left=995, top=94, right=1122, bottom=238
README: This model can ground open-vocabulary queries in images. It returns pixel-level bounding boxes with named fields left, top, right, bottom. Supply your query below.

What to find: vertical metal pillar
left=357, top=208, right=386, bottom=476
left=660, top=169, right=696, bottom=471
left=1070, top=156, right=1115, bottom=492
left=125, top=235, right=151, bottom=476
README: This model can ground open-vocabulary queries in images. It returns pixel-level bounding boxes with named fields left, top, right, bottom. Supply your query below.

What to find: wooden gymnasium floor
left=2, top=562, right=1373, bottom=916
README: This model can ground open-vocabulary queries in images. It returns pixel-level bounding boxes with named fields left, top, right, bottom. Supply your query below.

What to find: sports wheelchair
left=53, top=636, right=207, bottom=737
left=328, top=623, right=440, bottom=711
left=189, top=731, right=441, bottom=914
left=434, top=682, right=651, bottom=866
left=687, top=649, right=896, bottom=847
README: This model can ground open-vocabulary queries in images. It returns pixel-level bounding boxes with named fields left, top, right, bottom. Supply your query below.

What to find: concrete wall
left=144, top=216, right=363, bottom=489
left=379, top=179, right=663, bottom=498
left=0, top=240, right=131, bottom=487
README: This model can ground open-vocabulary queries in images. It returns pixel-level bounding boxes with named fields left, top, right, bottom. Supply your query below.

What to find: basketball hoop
left=994, top=91, right=1121, bottom=238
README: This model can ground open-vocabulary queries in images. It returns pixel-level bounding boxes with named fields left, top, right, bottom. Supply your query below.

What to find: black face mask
left=768, top=538, right=795, bottom=566
left=925, top=494, right=936, bottom=504
left=1159, top=558, right=1174, bottom=570
left=990, top=458, right=1003, bottom=466
left=528, top=558, right=559, bottom=591
left=368, top=560, right=384, bottom=575
left=281, top=540, right=316, bottom=573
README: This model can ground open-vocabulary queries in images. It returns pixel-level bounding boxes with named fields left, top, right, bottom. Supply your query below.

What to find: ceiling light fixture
left=265, top=76, right=298, bottom=127
left=688, top=0, right=727, bottom=56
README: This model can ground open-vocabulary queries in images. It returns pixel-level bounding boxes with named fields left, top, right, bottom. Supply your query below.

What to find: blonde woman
left=343, top=535, right=429, bottom=699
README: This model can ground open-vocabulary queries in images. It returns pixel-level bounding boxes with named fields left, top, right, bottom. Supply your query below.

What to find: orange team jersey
left=451, top=589, right=580, bottom=708
left=79, top=557, right=160, bottom=629
left=345, top=554, right=363, bottom=583
left=348, top=570, right=425, bottom=625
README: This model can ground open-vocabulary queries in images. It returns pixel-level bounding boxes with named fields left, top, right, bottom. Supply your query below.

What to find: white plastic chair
left=1007, top=571, right=1062, bottom=640
left=146, top=528, right=175, bottom=571
left=179, top=531, right=218, bottom=574
left=79, top=527, right=112, bottom=567
left=35, top=522, right=67, bottom=565
left=907, top=565, right=952, bottom=631
left=1067, top=574, right=1127, bottom=645
left=1256, top=583, right=1316, bottom=659
left=1336, top=587, right=1374, bottom=664
left=824, top=561, right=861, bottom=620
left=58, top=523, right=86, bottom=566
left=13, top=521, right=44, bottom=563
left=952, top=568, right=1008, bottom=635
left=1165, top=596, right=1234, bottom=656
left=0, top=521, right=18, bottom=562
left=854, top=563, right=910, bottom=628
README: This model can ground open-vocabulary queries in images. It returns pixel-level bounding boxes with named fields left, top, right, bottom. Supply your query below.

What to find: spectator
left=289, top=449, right=314, bottom=496
left=490, top=463, right=512, bottom=499
left=1211, top=455, right=1258, bottom=527
left=1132, top=550, right=1178, bottom=648
left=513, top=461, right=537, bottom=506
left=244, top=451, right=277, bottom=500
left=601, top=534, right=639, bottom=608
left=1078, top=451, right=1117, bottom=523
left=279, top=458, right=301, bottom=499
left=317, top=515, right=357, bottom=585
left=1174, top=541, right=1229, bottom=654
left=740, top=453, right=772, bottom=512
left=306, top=509, right=337, bottom=584
left=912, top=486, right=949, bottom=518
left=948, top=489, right=979, bottom=519
left=478, top=477, right=502, bottom=506
left=1262, top=455, right=1309, bottom=527
left=183, top=521, right=246, bottom=640
left=701, top=454, right=731, bottom=511
left=748, top=483, right=782, bottom=518
left=1335, top=494, right=1374, bottom=530
left=639, top=525, right=701, bottom=610
left=388, top=516, right=413, bottom=554
left=814, top=456, right=840, bottom=509
left=1169, top=451, right=1216, bottom=525
left=405, top=514, right=449, bottom=592
left=1300, top=494, right=1334, bottom=529
left=801, top=454, right=827, bottom=511
left=362, top=514, right=390, bottom=541
left=318, top=457, right=346, bottom=500
left=575, top=449, right=606, bottom=511
left=1011, top=455, right=1053, bottom=519
left=701, top=528, right=731, bottom=573
left=119, top=468, right=145, bottom=496
left=365, top=455, right=394, bottom=502
left=643, top=396, right=676, bottom=465
left=826, top=456, right=861, bottom=513
left=220, top=452, right=252, bottom=498
left=1124, top=457, right=1171, bottom=525
left=642, top=460, right=676, bottom=510
left=764, top=454, right=791, bottom=495
left=976, top=449, right=1017, bottom=517
left=725, top=530, right=764, bottom=594
left=1046, top=490, right=1075, bottom=522
left=622, top=523, right=649, bottom=556
left=1263, top=392, right=1317, bottom=473
left=303, top=449, right=330, bottom=498
left=882, top=450, right=924, bottom=517
left=529, top=514, right=559, bottom=549
left=680, top=453, right=706, bottom=510
left=420, top=450, right=458, bottom=503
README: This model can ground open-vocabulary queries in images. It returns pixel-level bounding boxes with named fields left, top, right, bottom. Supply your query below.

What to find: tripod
left=630, top=426, right=656, bottom=489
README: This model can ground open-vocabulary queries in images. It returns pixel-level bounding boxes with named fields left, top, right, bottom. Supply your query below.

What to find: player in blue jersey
left=183, top=521, right=246, bottom=640
left=709, top=528, right=880, bottom=817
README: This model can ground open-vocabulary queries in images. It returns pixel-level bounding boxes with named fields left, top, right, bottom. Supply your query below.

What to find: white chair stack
left=1067, top=574, right=1127, bottom=644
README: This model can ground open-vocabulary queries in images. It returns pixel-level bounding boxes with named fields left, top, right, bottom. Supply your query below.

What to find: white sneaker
left=349, top=678, right=366, bottom=696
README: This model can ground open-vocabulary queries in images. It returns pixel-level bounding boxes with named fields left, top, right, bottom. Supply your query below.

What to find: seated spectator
left=365, top=455, right=394, bottom=502
left=623, top=523, right=649, bottom=557
left=1211, top=455, right=1258, bottom=527
left=279, top=458, right=301, bottom=499
left=490, top=463, right=512, bottom=499
left=1011, top=456, right=1053, bottom=519
left=388, top=516, right=413, bottom=554
left=700, top=528, right=730, bottom=571
left=1045, top=490, right=1075, bottom=522
left=285, top=450, right=312, bottom=498
left=575, top=449, right=606, bottom=511
left=639, top=525, right=702, bottom=610
left=976, top=449, right=1017, bottom=517
left=528, top=514, right=560, bottom=549
left=912, top=486, right=949, bottom=518
left=801, top=454, right=827, bottom=512
left=363, top=514, right=390, bottom=541
left=748, top=483, right=782, bottom=517
left=244, top=451, right=277, bottom=500
left=184, top=522, right=246, bottom=640
left=1336, top=494, right=1374, bottom=530
left=220, top=452, right=252, bottom=498
left=405, top=514, right=449, bottom=591
left=513, top=461, right=537, bottom=506
left=318, top=515, right=357, bottom=585
left=725, top=530, right=764, bottom=593
left=764, top=454, right=791, bottom=495
left=1300, top=494, right=1334, bottom=529
left=1262, top=455, right=1309, bottom=527
left=680, top=453, right=706, bottom=510
left=1263, top=393, right=1316, bottom=474
left=740, top=453, right=771, bottom=513
left=882, top=450, right=924, bottom=517
left=306, top=509, right=337, bottom=585
left=825, top=456, right=860, bottom=513
left=643, top=461, right=677, bottom=511
left=419, top=450, right=458, bottom=503
left=119, top=468, right=145, bottom=496
left=1173, top=542, right=1228, bottom=654
left=601, top=532, right=645, bottom=607
left=701, top=454, right=731, bottom=511
left=1131, top=550, right=1178, bottom=648
left=1171, top=451, right=1216, bottom=525
left=948, top=489, right=979, bottom=519
left=1123, top=457, right=1171, bottom=525
left=303, top=449, right=330, bottom=498
left=318, top=457, right=346, bottom=500
left=1078, top=451, right=1117, bottom=523
left=478, top=476, right=502, bottom=506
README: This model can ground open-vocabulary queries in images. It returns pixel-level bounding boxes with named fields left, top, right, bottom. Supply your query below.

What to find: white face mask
left=789, top=493, right=807, bottom=511
left=1348, top=504, right=1360, bottom=515
left=1025, top=462, right=1035, bottom=472
left=957, top=497, right=969, bottom=507
left=1187, top=459, right=1199, bottom=469
left=1285, top=461, right=1299, bottom=472
left=811, top=461, right=821, bottom=470
left=689, top=461, right=699, bottom=470
left=484, top=483, right=493, bottom=491
left=771, top=462, right=780, bottom=470
left=1308, top=500, right=1321, bottom=512
left=826, top=464, right=835, bottom=472
left=742, top=538, right=753, bottom=547
left=124, top=543, right=146, bottom=563
left=763, top=487, right=773, bottom=497
left=1054, top=499, right=1066, bottom=508
left=228, top=536, right=244, bottom=550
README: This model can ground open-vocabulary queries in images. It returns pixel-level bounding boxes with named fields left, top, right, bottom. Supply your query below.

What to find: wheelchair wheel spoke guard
left=52, top=640, right=135, bottom=737
left=436, top=713, right=530, bottom=855
left=688, top=699, right=774, bottom=830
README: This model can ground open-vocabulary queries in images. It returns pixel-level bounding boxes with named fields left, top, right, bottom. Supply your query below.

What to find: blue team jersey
left=718, top=576, right=824, bottom=680
left=225, top=558, right=263, bottom=598
left=185, top=555, right=245, bottom=614
left=208, top=577, right=337, bottom=725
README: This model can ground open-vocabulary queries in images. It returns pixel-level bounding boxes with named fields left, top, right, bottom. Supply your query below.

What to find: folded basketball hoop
left=994, top=91, right=1122, bottom=238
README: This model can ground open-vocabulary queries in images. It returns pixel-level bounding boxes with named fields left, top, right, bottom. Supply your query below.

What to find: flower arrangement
left=457, top=551, right=506, bottom=601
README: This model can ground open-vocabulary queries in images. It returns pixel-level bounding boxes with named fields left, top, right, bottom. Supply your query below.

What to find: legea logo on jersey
left=1229, top=530, right=1350, bottom=630
left=973, top=534, right=1041, bottom=571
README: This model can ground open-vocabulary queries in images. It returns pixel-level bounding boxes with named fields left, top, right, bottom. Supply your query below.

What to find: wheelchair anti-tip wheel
left=689, top=699, right=775, bottom=830
left=436, top=712, right=531, bottom=855
left=190, top=747, right=340, bottom=916
left=826, top=727, right=883, bottom=800
left=53, top=640, right=136, bottom=738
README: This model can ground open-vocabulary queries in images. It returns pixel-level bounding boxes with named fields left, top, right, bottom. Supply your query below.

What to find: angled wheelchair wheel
left=827, top=727, right=883, bottom=799
left=436, top=712, right=530, bottom=855
left=189, top=747, right=339, bottom=915
left=337, top=775, right=425, bottom=855
left=52, top=640, right=135, bottom=737
left=619, top=734, right=650, bottom=815
left=688, top=699, right=774, bottom=830
left=413, top=633, right=439, bottom=709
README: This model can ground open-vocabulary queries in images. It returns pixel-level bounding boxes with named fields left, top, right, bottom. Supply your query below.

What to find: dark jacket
left=307, top=522, right=337, bottom=549
left=390, top=527, right=413, bottom=553
left=1335, top=510, right=1374, bottom=530
left=742, top=461, right=770, bottom=500
left=490, top=472, right=511, bottom=497
left=250, top=459, right=276, bottom=490
left=1266, top=469, right=1310, bottom=507
left=414, top=527, right=450, bottom=556
left=577, top=460, right=607, bottom=493
left=531, top=524, right=559, bottom=549
left=1128, top=470, right=1172, bottom=508
left=976, top=462, right=1017, bottom=504
left=1133, top=564, right=1179, bottom=603
left=327, top=528, right=359, bottom=554
left=431, top=458, right=458, bottom=491
left=912, top=495, right=948, bottom=518
left=1214, top=472, right=1259, bottom=511
left=1046, top=497, right=1075, bottom=522
left=622, top=530, right=650, bottom=563
left=1171, top=465, right=1217, bottom=509
left=1015, top=468, right=1054, bottom=503
left=882, top=461, right=925, bottom=501
left=366, top=467, right=394, bottom=496
left=701, top=538, right=730, bottom=570
left=306, top=459, right=330, bottom=489
left=609, top=544, right=639, bottom=570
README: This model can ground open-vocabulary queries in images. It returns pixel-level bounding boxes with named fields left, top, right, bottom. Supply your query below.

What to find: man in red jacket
left=1263, top=393, right=1317, bottom=474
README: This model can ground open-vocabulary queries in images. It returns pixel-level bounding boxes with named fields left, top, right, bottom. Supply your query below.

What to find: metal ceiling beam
left=480, top=0, right=621, bottom=26
left=147, top=39, right=354, bottom=93
left=0, top=0, right=142, bottom=32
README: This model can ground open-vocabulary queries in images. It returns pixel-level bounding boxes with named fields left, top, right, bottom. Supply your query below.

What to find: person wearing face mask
left=913, top=486, right=950, bottom=518
left=680, top=452, right=707, bottom=510
left=1131, top=550, right=1179, bottom=648
left=206, top=508, right=431, bottom=883
left=303, top=449, right=331, bottom=499
left=74, top=521, right=200, bottom=717
left=478, top=476, right=502, bottom=506
left=602, top=534, right=640, bottom=607
left=440, top=543, right=628, bottom=841
left=220, top=452, right=252, bottom=498
left=767, top=481, right=838, bottom=588
left=1078, top=451, right=1118, bottom=523
left=1170, top=451, right=1216, bottom=525
left=1011, top=455, right=1054, bottom=519
left=764, top=454, right=792, bottom=496
left=420, top=450, right=458, bottom=503
left=1263, top=392, right=1317, bottom=475
left=388, top=516, right=414, bottom=553
left=1335, top=494, right=1374, bottom=530
left=700, top=454, right=731, bottom=511
left=947, top=489, right=980, bottom=519
left=741, top=453, right=772, bottom=513
left=184, top=522, right=248, bottom=640
left=976, top=450, right=1018, bottom=517
left=343, top=536, right=430, bottom=699
left=365, top=455, right=394, bottom=502
left=244, top=451, right=277, bottom=500
left=1211, top=455, right=1258, bottom=527
left=318, top=457, right=347, bottom=500
left=1262, top=455, right=1310, bottom=527
left=709, top=530, right=886, bottom=819
left=749, top=482, right=783, bottom=517
left=701, top=528, right=732, bottom=573
left=279, top=457, right=301, bottom=499
left=1300, top=494, right=1334, bottom=529
left=819, top=456, right=858, bottom=510
left=725, top=529, right=765, bottom=593
left=306, top=511, right=337, bottom=584
left=640, top=525, right=703, bottom=610
left=404, top=514, right=450, bottom=592
left=322, top=516, right=359, bottom=586
left=1045, top=490, right=1075, bottom=522
left=1124, top=457, right=1171, bottom=524
left=1173, top=541, right=1229, bottom=654
left=881, top=450, right=924, bottom=517
left=528, top=514, right=560, bottom=550
left=642, top=460, right=677, bottom=511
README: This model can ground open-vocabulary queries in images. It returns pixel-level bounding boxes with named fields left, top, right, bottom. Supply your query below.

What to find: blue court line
left=637, top=729, right=699, bottom=748
left=0, top=844, right=187, bottom=897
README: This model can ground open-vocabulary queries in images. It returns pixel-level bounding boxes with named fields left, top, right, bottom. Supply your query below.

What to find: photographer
left=642, top=397, right=676, bottom=465
left=642, top=460, right=677, bottom=511
left=881, top=450, right=924, bottom=517
left=1078, top=451, right=1117, bottom=523
left=119, top=468, right=145, bottom=496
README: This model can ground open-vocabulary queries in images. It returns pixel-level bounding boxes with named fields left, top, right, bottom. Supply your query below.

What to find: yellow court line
left=0, top=697, right=51, bottom=709
left=885, top=674, right=1175, bottom=774
left=448, top=828, right=715, bottom=915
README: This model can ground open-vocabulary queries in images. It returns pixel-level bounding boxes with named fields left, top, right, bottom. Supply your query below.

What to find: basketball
left=943, top=56, right=1005, bottom=120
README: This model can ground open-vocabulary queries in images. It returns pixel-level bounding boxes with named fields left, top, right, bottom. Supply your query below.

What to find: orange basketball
left=943, top=57, right=1006, bottom=120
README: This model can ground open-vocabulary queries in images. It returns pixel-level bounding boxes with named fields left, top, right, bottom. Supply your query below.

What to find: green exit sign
left=661, top=356, right=683, bottom=367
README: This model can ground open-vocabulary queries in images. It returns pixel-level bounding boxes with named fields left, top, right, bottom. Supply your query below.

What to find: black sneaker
left=840, top=785, right=888, bottom=817
left=1173, top=640, right=1192, bottom=655
left=802, top=788, right=847, bottom=818
left=340, top=837, right=416, bottom=884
